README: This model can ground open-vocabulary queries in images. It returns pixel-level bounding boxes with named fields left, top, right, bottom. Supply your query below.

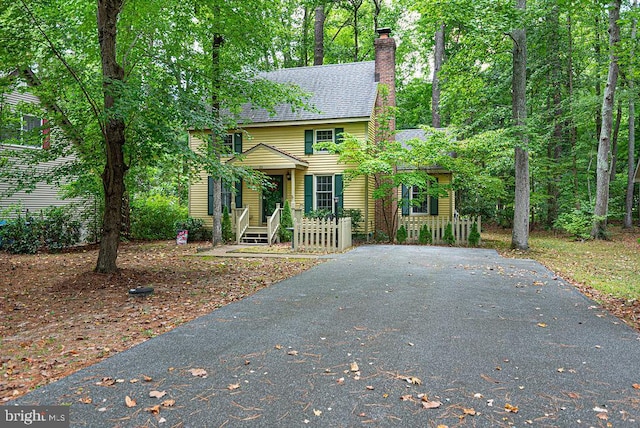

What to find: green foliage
left=468, top=222, right=480, bottom=247
left=305, top=209, right=333, bottom=220
left=374, top=229, right=390, bottom=243
left=278, top=200, right=293, bottom=242
left=41, top=206, right=81, bottom=252
left=131, top=195, right=187, bottom=240
left=341, top=208, right=363, bottom=234
left=554, top=209, right=593, bottom=241
left=418, top=224, right=433, bottom=245
left=174, top=217, right=211, bottom=242
left=0, top=206, right=80, bottom=254
left=0, top=214, right=41, bottom=254
left=221, top=206, right=234, bottom=243
left=396, top=225, right=408, bottom=244
left=442, top=223, right=455, bottom=245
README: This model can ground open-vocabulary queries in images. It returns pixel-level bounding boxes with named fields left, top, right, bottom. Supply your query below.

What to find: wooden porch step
left=240, top=227, right=269, bottom=244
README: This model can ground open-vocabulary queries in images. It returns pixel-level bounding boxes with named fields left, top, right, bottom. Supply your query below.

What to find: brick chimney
left=373, top=28, right=398, bottom=240
left=374, top=27, right=396, bottom=119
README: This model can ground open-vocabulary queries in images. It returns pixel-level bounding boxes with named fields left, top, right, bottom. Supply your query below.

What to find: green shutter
left=401, top=184, right=410, bottom=216
left=304, top=175, right=313, bottom=214
left=335, top=127, right=344, bottom=144
left=430, top=178, right=439, bottom=216
left=335, top=174, right=343, bottom=211
left=207, top=176, right=214, bottom=216
left=235, top=179, right=243, bottom=208
left=234, top=133, right=242, bottom=153
left=304, top=129, right=314, bottom=154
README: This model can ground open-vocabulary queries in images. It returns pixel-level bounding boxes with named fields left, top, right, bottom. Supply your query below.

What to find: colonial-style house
left=188, top=29, right=457, bottom=246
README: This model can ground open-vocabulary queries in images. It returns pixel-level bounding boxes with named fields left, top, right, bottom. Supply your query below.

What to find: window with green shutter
left=304, top=175, right=313, bottom=213
left=304, top=130, right=314, bottom=154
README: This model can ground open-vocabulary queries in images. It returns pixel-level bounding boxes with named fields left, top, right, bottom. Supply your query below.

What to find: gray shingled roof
left=239, top=61, right=377, bottom=125
left=395, top=128, right=427, bottom=145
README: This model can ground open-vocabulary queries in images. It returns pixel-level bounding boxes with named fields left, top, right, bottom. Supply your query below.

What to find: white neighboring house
left=0, top=83, right=95, bottom=236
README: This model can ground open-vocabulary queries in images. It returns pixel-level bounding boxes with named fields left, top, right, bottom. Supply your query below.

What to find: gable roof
left=228, top=143, right=309, bottom=170
left=239, top=61, right=377, bottom=126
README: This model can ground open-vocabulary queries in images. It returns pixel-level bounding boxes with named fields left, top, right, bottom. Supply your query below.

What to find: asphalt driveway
left=10, top=246, right=640, bottom=427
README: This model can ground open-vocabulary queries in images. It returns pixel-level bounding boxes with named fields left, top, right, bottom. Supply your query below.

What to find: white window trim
left=314, top=175, right=335, bottom=212
left=313, top=128, right=334, bottom=154
left=220, top=133, right=234, bottom=157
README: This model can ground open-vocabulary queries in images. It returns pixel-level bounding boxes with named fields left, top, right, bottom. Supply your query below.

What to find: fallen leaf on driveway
left=313, top=409, right=322, bottom=416
left=149, top=390, right=166, bottom=398
left=125, top=396, right=137, bottom=408
left=463, top=408, right=476, bottom=416
left=79, top=397, right=92, bottom=404
left=336, top=377, right=345, bottom=384
left=596, top=412, right=608, bottom=420
left=189, top=368, right=207, bottom=377
left=287, top=350, right=299, bottom=356
left=422, top=400, right=442, bottom=409
left=145, top=404, right=161, bottom=414
left=633, top=383, right=640, bottom=389
left=400, top=394, right=414, bottom=401
left=537, top=323, right=547, bottom=328
left=161, top=399, right=175, bottom=407
left=228, top=383, right=240, bottom=391
left=350, top=362, right=359, bottom=372
left=504, top=403, right=518, bottom=413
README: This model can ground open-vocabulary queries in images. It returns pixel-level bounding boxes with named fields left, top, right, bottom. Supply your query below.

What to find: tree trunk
left=625, top=0, right=637, bottom=229
left=211, top=33, right=224, bottom=246
left=432, top=24, right=445, bottom=128
left=314, top=6, right=325, bottom=66
left=511, top=0, right=529, bottom=250
left=95, top=0, right=126, bottom=273
left=609, top=99, right=622, bottom=182
left=591, top=0, right=621, bottom=239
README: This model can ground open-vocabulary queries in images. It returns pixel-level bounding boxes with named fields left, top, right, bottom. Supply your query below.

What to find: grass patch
left=483, top=226, right=640, bottom=300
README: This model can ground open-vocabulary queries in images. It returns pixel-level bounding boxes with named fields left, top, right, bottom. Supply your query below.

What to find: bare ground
left=0, top=241, right=319, bottom=402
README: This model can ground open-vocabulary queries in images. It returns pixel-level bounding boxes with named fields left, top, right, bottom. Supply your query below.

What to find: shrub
left=41, top=206, right=81, bottom=252
left=222, top=206, right=234, bottom=243
left=305, top=209, right=333, bottom=220
left=131, top=194, right=187, bottom=240
left=443, top=223, right=455, bottom=245
left=278, top=200, right=293, bottom=242
left=374, top=229, right=389, bottom=243
left=396, top=225, right=408, bottom=244
left=554, top=209, right=592, bottom=240
left=341, top=208, right=363, bottom=234
left=418, top=224, right=432, bottom=245
left=0, top=213, right=41, bottom=254
left=468, top=222, right=480, bottom=247
left=174, top=217, right=211, bottom=242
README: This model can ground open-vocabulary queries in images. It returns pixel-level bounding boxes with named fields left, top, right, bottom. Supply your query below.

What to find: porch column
left=290, top=168, right=296, bottom=207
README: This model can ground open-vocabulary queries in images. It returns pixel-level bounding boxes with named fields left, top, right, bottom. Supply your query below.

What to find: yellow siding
left=189, top=122, right=375, bottom=228
left=396, top=172, right=455, bottom=220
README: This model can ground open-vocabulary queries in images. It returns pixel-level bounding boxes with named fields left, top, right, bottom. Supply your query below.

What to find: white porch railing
left=235, top=207, right=249, bottom=244
left=266, top=203, right=281, bottom=246
left=397, top=215, right=481, bottom=245
left=292, top=210, right=352, bottom=252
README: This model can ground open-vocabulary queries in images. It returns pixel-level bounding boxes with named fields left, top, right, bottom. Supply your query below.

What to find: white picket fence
left=397, top=216, right=481, bottom=245
left=292, top=212, right=352, bottom=252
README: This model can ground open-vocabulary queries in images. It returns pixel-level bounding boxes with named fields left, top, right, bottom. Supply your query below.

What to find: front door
left=262, top=175, right=284, bottom=223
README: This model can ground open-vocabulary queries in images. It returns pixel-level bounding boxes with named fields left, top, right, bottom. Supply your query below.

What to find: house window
left=315, top=175, right=334, bottom=211
left=0, top=114, right=42, bottom=145
left=222, top=134, right=233, bottom=155
left=221, top=182, right=232, bottom=212
left=314, top=129, right=333, bottom=153
left=411, top=186, right=429, bottom=214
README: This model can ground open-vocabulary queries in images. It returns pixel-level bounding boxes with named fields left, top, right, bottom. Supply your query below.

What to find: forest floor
left=0, top=241, right=319, bottom=402
left=1, top=227, right=639, bottom=403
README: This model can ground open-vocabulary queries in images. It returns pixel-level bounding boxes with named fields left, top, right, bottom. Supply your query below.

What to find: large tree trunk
left=95, top=0, right=126, bottom=273
left=314, top=6, right=325, bottom=66
left=432, top=24, right=445, bottom=128
left=624, top=0, right=637, bottom=229
left=511, top=0, right=529, bottom=250
left=591, top=0, right=621, bottom=239
left=211, top=33, right=224, bottom=246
